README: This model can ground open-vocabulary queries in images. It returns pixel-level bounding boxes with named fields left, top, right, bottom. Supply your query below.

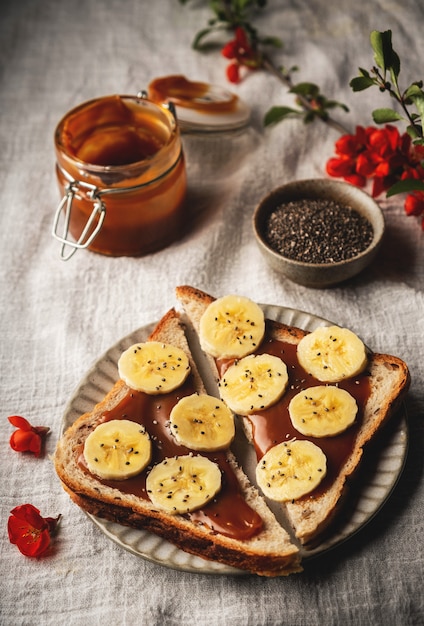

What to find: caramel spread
left=216, top=322, right=371, bottom=500
left=79, top=375, right=263, bottom=540
left=148, top=75, right=239, bottom=115
left=55, top=95, right=187, bottom=257
left=62, top=96, right=165, bottom=166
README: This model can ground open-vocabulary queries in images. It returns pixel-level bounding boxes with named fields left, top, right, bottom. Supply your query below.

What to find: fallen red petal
left=8, top=415, right=32, bottom=431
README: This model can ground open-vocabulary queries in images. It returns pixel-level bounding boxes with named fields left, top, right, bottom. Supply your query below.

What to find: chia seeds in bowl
left=265, top=199, right=374, bottom=264
left=253, top=179, right=385, bottom=288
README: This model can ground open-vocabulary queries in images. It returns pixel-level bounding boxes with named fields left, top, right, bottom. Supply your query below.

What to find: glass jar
left=53, top=94, right=187, bottom=259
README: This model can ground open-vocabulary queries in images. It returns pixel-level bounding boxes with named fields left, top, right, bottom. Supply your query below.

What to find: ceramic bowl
left=253, top=179, right=385, bottom=288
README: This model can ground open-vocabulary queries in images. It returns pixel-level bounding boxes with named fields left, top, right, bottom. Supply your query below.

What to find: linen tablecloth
left=1, top=0, right=423, bottom=624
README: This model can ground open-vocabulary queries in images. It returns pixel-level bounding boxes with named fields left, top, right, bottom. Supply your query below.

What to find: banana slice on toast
left=297, top=325, right=367, bottom=383
left=169, top=393, right=235, bottom=451
left=256, top=440, right=327, bottom=502
left=84, top=419, right=152, bottom=480
left=199, top=294, right=265, bottom=359
left=218, top=353, right=289, bottom=415
left=289, top=385, right=358, bottom=437
left=118, top=341, right=190, bottom=393
left=146, top=454, right=222, bottom=514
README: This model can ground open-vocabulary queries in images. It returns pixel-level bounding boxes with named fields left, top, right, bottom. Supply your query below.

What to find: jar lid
left=147, top=75, right=250, bottom=132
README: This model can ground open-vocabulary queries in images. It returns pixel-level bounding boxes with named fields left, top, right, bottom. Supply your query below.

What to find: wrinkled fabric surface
left=1, top=1, right=423, bottom=624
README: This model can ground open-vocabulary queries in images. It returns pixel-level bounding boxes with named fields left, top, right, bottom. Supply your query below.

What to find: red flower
left=8, top=504, right=61, bottom=558
left=404, top=192, right=424, bottom=217
left=327, top=124, right=424, bottom=225
left=326, top=126, right=368, bottom=187
left=221, top=27, right=261, bottom=83
left=326, top=156, right=365, bottom=186
left=8, top=415, right=50, bottom=457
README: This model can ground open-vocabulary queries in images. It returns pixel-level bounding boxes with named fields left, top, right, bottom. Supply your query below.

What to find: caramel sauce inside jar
left=148, top=75, right=239, bottom=114
left=216, top=323, right=371, bottom=500
left=54, top=95, right=187, bottom=256
left=78, top=375, right=263, bottom=540
left=72, top=126, right=163, bottom=167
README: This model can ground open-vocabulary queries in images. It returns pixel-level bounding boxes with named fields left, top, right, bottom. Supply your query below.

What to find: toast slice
left=54, top=308, right=301, bottom=576
left=175, top=285, right=411, bottom=546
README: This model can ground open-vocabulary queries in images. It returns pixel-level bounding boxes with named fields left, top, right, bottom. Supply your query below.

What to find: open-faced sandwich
left=175, top=286, right=410, bottom=547
left=54, top=308, right=301, bottom=577
left=54, top=287, right=410, bottom=575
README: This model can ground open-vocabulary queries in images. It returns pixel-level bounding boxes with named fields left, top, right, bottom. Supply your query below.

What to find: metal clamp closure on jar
left=52, top=93, right=187, bottom=259
left=52, top=167, right=106, bottom=260
left=52, top=152, right=184, bottom=260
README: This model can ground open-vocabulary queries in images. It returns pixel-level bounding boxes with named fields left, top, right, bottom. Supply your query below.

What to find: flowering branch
left=182, top=0, right=280, bottom=54
left=180, top=0, right=348, bottom=130
left=350, top=30, right=424, bottom=144
left=180, top=2, right=424, bottom=227
left=349, top=29, right=424, bottom=205
left=261, top=54, right=350, bottom=135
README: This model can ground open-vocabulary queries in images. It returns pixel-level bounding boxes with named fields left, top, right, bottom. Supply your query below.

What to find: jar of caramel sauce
left=53, top=94, right=187, bottom=259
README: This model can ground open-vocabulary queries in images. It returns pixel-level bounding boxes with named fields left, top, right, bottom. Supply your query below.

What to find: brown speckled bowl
left=253, top=179, right=385, bottom=288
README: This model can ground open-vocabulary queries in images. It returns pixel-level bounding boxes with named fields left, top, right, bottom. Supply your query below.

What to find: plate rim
left=60, top=304, right=409, bottom=575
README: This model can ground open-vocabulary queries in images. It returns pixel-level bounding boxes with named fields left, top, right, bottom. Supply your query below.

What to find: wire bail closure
left=52, top=176, right=106, bottom=261
left=52, top=92, right=184, bottom=259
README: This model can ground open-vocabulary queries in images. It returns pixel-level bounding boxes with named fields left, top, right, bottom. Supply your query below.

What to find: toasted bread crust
left=59, top=481, right=299, bottom=575
left=175, top=285, right=411, bottom=545
left=54, top=308, right=301, bottom=576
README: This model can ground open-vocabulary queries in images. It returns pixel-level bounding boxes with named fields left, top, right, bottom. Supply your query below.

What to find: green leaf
left=264, top=106, right=300, bottom=126
left=372, top=107, right=404, bottom=124
left=192, top=27, right=216, bottom=50
left=389, top=49, right=401, bottom=81
left=404, top=83, right=424, bottom=101
left=370, top=30, right=401, bottom=79
left=323, top=100, right=350, bottom=113
left=370, top=31, right=388, bottom=71
left=358, top=67, right=372, bottom=79
left=370, top=30, right=392, bottom=74
left=303, top=111, right=318, bottom=124
left=387, top=179, right=424, bottom=197
left=210, top=0, right=223, bottom=15
left=289, top=82, right=319, bottom=98
left=409, top=92, right=424, bottom=128
left=350, top=76, right=375, bottom=92
left=407, top=124, right=422, bottom=139
left=260, top=35, right=283, bottom=48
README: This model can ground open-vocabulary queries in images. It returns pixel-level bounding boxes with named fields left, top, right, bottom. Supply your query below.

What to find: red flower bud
left=234, top=26, right=249, bottom=48
left=226, top=62, right=240, bottom=83
left=8, top=415, right=50, bottom=457
left=221, top=27, right=260, bottom=83
left=221, top=41, right=237, bottom=59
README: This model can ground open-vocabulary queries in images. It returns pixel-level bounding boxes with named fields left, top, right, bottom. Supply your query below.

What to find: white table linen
left=1, top=0, right=423, bottom=624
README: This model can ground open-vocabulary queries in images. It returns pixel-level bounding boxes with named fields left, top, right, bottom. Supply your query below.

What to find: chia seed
left=264, top=199, right=374, bottom=264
